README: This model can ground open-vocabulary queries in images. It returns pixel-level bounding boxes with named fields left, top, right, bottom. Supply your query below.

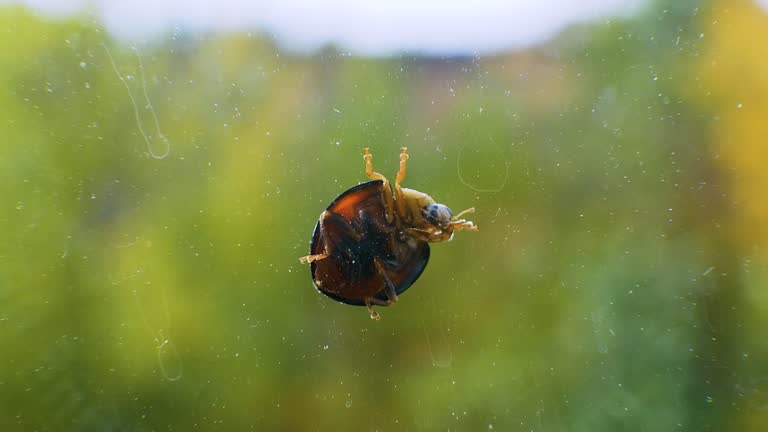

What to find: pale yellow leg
left=394, top=148, right=410, bottom=221
left=363, top=148, right=395, bottom=223
left=299, top=254, right=328, bottom=264
left=364, top=148, right=387, bottom=181
left=395, top=147, right=408, bottom=187
left=299, top=211, right=335, bottom=263
left=365, top=299, right=382, bottom=320
left=452, top=220, right=479, bottom=231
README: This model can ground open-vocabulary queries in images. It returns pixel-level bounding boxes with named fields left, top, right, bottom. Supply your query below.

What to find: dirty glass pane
left=1, top=0, right=766, bottom=430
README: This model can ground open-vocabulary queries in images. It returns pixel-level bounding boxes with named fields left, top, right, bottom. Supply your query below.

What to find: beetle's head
left=411, top=203, right=455, bottom=242
left=400, top=189, right=478, bottom=243
left=423, top=203, right=454, bottom=230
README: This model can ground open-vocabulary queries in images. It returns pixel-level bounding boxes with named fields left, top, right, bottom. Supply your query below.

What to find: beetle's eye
left=423, top=204, right=453, bottom=228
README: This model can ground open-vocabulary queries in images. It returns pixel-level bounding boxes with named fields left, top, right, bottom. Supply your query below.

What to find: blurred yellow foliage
left=698, top=0, right=768, bottom=248
left=697, top=1, right=768, bottom=429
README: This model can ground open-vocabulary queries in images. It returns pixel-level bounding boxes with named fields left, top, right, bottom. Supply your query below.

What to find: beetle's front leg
left=404, top=227, right=435, bottom=243
left=451, top=220, right=479, bottom=231
left=451, top=208, right=478, bottom=231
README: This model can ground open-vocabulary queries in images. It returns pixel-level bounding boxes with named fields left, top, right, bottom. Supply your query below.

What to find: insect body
left=299, top=148, right=478, bottom=320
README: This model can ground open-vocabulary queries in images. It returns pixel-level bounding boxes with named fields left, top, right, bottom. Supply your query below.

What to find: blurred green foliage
left=1, top=1, right=767, bottom=431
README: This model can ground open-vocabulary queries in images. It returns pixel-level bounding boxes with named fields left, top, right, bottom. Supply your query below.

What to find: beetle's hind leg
left=364, top=298, right=384, bottom=321
left=364, top=296, right=395, bottom=321
left=364, top=259, right=399, bottom=320
left=375, top=258, right=399, bottom=305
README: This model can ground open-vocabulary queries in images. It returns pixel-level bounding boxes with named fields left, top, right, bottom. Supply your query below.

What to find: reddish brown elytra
left=300, top=148, right=478, bottom=320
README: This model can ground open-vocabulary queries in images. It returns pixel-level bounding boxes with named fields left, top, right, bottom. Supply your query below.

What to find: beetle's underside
left=300, top=148, right=478, bottom=320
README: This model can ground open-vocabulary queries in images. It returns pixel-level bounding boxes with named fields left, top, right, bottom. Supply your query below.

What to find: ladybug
left=299, top=148, right=478, bottom=320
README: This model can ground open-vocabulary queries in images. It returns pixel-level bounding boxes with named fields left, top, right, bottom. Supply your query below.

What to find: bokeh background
left=2, top=0, right=768, bottom=430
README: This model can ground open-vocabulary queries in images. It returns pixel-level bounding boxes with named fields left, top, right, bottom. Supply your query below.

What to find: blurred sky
left=5, top=0, right=652, bottom=55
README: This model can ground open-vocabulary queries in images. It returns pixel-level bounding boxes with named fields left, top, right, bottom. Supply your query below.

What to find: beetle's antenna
left=452, top=207, right=475, bottom=220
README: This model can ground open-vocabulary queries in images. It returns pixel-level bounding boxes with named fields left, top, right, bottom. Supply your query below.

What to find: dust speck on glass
left=1, top=0, right=766, bottom=431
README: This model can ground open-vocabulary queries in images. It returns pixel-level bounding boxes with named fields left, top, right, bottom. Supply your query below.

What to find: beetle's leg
left=375, top=258, right=399, bottom=304
left=320, top=210, right=363, bottom=242
left=299, top=211, right=361, bottom=263
left=364, top=295, right=393, bottom=321
left=451, top=220, right=479, bottom=231
left=405, top=227, right=435, bottom=243
left=452, top=207, right=475, bottom=221
left=363, top=148, right=395, bottom=223
left=395, top=147, right=408, bottom=187
left=393, top=148, right=411, bottom=221
left=450, top=208, right=479, bottom=232
left=364, top=298, right=383, bottom=321
left=364, top=259, right=399, bottom=320
left=298, top=254, right=328, bottom=264
left=364, top=147, right=387, bottom=182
